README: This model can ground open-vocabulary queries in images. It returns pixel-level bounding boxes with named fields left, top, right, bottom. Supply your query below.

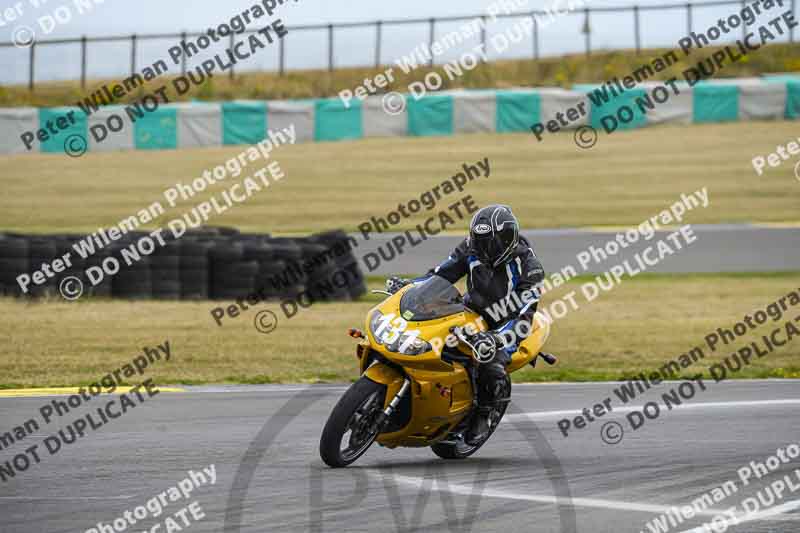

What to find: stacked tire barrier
left=0, top=227, right=367, bottom=301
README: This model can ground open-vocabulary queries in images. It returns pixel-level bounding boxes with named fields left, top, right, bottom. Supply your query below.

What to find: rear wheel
left=320, top=377, right=386, bottom=468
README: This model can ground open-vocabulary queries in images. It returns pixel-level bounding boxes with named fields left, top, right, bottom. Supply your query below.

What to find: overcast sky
left=0, top=0, right=789, bottom=85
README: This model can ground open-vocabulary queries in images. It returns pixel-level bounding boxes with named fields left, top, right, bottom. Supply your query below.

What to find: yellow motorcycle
left=319, top=275, right=556, bottom=468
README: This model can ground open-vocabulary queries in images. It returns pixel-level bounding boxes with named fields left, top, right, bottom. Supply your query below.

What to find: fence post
left=180, top=32, right=187, bottom=75
left=481, top=15, right=487, bottom=62
left=229, top=32, right=235, bottom=80
left=633, top=5, right=641, bottom=54
left=741, top=0, right=746, bottom=42
left=130, top=34, right=137, bottom=78
left=375, top=20, right=382, bottom=67
left=428, top=18, right=435, bottom=67
left=584, top=8, right=591, bottom=57
left=80, top=36, right=87, bottom=89
left=532, top=13, right=539, bottom=60
left=279, top=32, right=286, bottom=75
left=686, top=3, right=692, bottom=36
left=28, top=42, right=35, bottom=91
left=328, top=23, right=334, bottom=71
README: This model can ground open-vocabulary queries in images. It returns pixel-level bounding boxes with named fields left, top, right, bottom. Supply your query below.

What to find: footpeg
left=529, top=351, right=558, bottom=367
left=539, top=352, right=557, bottom=365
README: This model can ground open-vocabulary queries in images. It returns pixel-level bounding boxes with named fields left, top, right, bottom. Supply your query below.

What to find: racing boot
left=464, top=360, right=508, bottom=445
left=464, top=407, right=493, bottom=445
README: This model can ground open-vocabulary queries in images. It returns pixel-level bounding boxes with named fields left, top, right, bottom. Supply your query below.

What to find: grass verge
left=2, top=121, right=799, bottom=234
left=1, top=272, right=798, bottom=387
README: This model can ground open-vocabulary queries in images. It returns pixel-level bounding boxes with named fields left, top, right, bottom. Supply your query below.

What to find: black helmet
left=468, top=205, right=519, bottom=267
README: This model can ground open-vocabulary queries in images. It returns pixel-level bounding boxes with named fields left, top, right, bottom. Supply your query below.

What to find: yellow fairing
left=358, top=286, right=551, bottom=448
left=364, top=288, right=488, bottom=372
left=372, top=364, right=474, bottom=448
left=507, top=313, right=552, bottom=373
left=365, top=286, right=551, bottom=375
left=363, top=363, right=405, bottom=405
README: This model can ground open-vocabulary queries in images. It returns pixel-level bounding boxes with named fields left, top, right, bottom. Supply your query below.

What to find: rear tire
left=320, top=377, right=386, bottom=468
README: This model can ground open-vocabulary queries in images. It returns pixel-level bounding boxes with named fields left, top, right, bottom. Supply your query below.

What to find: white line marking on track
left=367, top=400, right=800, bottom=528
left=504, top=399, right=800, bottom=421
left=677, top=500, right=800, bottom=532
left=179, top=386, right=348, bottom=394
left=378, top=473, right=720, bottom=516
left=0, top=496, right=134, bottom=500
left=373, top=474, right=800, bottom=525
left=513, top=379, right=800, bottom=385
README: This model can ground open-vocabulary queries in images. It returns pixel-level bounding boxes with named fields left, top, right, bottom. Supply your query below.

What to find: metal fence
left=1, top=0, right=796, bottom=91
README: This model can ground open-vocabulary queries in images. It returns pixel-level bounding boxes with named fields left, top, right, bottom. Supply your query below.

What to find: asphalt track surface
left=352, top=225, right=800, bottom=276
left=2, top=380, right=800, bottom=533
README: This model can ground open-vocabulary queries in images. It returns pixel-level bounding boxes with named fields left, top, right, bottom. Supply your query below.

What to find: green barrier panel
left=134, top=108, right=177, bottom=150
left=786, top=81, right=800, bottom=119
left=578, top=86, right=648, bottom=131
left=38, top=107, right=88, bottom=154
left=692, top=84, right=739, bottom=123
left=223, top=102, right=267, bottom=145
left=407, top=95, right=453, bottom=137
left=496, top=91, right=540, bottom=133
left=314, top=99, right=362, bottom=141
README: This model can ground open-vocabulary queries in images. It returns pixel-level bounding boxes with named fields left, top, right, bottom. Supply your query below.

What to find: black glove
left=386, top=276, right=411, bottom=294
left=472, top=331, right=505, bottom=363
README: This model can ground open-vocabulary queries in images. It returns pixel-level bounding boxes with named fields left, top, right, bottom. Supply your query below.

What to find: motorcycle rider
left=386, top=204, right=545, bottom=445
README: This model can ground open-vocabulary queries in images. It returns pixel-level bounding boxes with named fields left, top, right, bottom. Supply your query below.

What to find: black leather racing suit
left=422, top=236, right=545, bottom=407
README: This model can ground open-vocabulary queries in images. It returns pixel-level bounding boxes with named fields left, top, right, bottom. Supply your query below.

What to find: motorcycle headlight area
left=369, top=311, right=432, bottom=355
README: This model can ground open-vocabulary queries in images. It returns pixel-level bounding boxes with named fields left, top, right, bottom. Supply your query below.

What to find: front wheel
left=320, top=377, right=386, bottom=468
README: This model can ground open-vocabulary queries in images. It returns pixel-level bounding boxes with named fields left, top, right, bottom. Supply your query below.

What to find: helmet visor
left=472, top=226, right=515, bottom=264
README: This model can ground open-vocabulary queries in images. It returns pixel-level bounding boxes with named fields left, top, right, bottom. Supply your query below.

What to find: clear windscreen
left=399, top=275, right=464, bottom=321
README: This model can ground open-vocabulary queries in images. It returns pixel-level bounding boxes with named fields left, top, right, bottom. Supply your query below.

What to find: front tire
left=320, top=377, right=386, bottom=468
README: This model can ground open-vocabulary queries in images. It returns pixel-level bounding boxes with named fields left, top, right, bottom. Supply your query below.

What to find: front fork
left=372, top=378, right=410, bottom=431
